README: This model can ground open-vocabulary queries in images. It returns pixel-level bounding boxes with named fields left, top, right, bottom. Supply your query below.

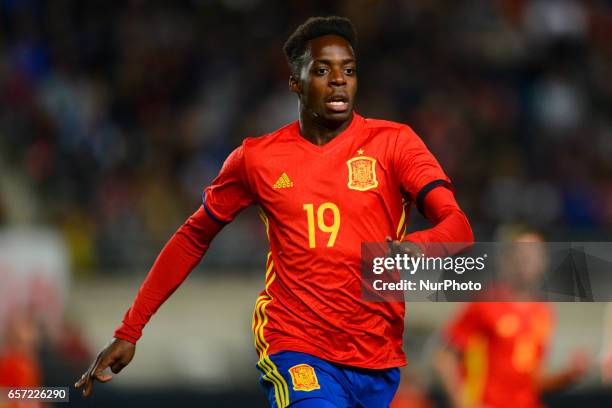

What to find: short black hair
left=283, top=16, right=357, bottom=75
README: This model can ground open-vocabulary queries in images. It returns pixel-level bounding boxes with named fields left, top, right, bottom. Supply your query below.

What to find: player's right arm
left=433, top=303, right=485, bottom=408
left=75, top=145, right=254, bottom=397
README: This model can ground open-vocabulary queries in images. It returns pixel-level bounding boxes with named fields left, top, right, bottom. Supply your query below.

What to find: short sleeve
left=202, top=145, right=254, bottom=224
left=394, top=126, right=453, bottom=213
left=444, top=303, right=483, bottom=351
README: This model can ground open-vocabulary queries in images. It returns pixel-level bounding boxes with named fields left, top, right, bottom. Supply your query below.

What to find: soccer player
left=0, top=308, right=42, bottom=408
left=434, top=226, right=589, bottom=408
left=75, top=16, right=473, bottom=407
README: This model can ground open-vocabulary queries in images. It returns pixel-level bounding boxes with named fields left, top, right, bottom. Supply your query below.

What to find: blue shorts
left=257, top=351, right=400, bottom=408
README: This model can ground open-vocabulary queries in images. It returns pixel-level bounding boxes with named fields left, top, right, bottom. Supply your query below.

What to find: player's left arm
left=393, top=126, right=473, bottom=256
left=535, top=350, right=591, bottom=392
left=535, top=308, right=589, bottom=392
left=537, top=309, right=590, bottom=392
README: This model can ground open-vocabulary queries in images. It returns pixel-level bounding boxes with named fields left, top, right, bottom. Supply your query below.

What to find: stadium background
left=1, top=0, right=611, bottom=406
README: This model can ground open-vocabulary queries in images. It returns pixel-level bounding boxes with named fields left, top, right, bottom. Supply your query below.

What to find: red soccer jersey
left=445, top=302, right=554, bottom=408
left=203, top=113, right=451, bottom=369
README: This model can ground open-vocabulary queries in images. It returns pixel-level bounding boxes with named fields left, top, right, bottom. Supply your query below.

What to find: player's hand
left=567, top=349, right=590, bottom=380
left=602, top=350, right=612, bottom=383
left=385, top=236, right=423, bottom=258
left=74, top=338, right=135, bottom=397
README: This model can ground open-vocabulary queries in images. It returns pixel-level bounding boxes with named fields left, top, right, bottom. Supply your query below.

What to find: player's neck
left=298, top=111, right=354, bottom=146
left=511, top=286, right=539, bottom=301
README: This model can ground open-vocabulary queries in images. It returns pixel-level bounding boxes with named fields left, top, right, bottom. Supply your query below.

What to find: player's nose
left=329, top=67, right=347, bottom=86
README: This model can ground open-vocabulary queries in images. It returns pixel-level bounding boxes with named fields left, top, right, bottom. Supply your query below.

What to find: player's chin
left=321, top=106, right=353, bottom=123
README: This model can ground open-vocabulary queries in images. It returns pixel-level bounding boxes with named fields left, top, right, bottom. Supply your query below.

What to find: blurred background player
left=433, top=225, right=589, bottom=408
left=0, top=307, right=42, bottom=408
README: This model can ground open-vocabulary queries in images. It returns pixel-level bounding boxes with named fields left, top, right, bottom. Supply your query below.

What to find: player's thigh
left=354, top=367, right=400, bottom=408
left=257, top=351, right=350, bottom=408
left=289, top=398, right=338, bottom=408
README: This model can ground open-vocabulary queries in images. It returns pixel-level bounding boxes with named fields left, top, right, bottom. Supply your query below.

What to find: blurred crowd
left=1, top=0, right=611, bottom=275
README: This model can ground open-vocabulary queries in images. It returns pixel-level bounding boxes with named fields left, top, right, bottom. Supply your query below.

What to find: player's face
left=513, top=232, right=548, bottom=287
left=502, top=232, right=548, bottom=291
left=292, top=35, right=357, bottom=127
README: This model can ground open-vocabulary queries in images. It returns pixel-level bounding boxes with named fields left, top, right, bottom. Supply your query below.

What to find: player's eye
left=344, top=67, right=356, bottom=75
left=314, top=67, right=329, bottom=76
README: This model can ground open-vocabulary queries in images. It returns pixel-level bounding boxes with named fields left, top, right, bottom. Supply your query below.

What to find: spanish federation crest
left=288, top=364, right=320, bottom=392
left=347, top=156, right=378, bottom=191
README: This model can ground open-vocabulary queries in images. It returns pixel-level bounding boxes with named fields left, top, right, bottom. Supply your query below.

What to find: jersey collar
left=290, top=112, right=365, bottom=154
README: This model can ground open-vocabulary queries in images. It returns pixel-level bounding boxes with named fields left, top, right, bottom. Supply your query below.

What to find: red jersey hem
left=265, top=340, right=407, bottom=370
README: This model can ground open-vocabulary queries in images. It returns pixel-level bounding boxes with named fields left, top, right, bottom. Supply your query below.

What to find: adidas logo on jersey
left=273, top=173, right=294, bottom=189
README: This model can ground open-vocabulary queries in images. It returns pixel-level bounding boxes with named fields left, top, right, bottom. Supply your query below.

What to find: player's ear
left=289, top=74, right=301, bottom=94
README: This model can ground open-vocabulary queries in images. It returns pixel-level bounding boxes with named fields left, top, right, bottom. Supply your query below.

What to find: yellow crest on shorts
left=347, top=156, right=378, bottom=191
left=288, top=364, right=320, bottom=392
